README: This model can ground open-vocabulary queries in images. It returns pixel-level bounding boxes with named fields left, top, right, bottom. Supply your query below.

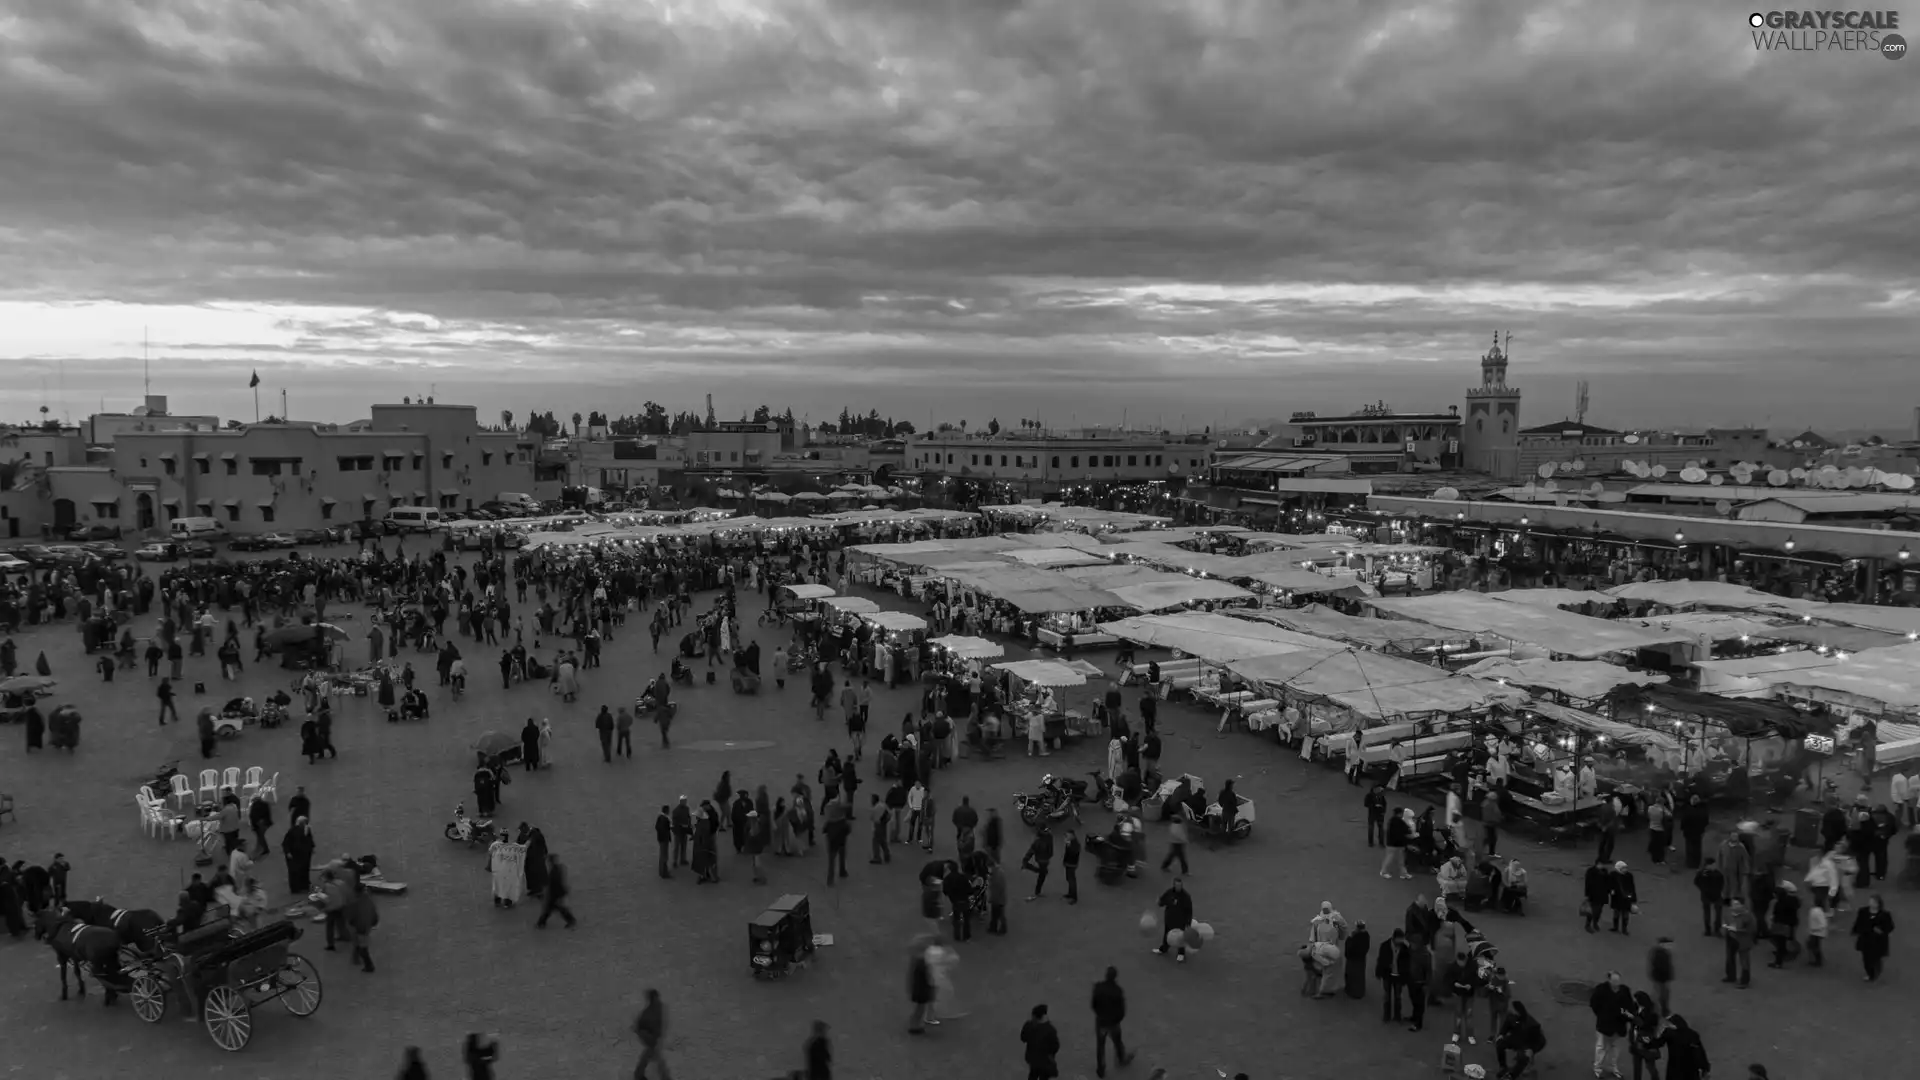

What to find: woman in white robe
left=488, top=838, right=528, bottom=908
left=925, top=942, right=963, bottom=1019
left=1308, top=901, right=1349, bottom=996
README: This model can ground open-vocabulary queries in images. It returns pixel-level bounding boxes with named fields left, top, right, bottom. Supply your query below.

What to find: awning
left=994, top=659, right=1087, bottom=688
left=157, top=452, right=176, bottom=460
left=255, top=499, right=274, bottom=508
left=930, top=635, right=1004, bottom=660
left=439, top=487, right=461, bottom=495
left=320, top=497, right=338, bottom=505
left=384, top=448, right=406, bottom=457
left=1602, top=683, right=1816, bottom=737
left=222, top=498, right=240, bottom=507
left=414, top=489, right=428, bottom=498
left=162, top=497, right=181, bottom=507
left=220, top=452, right=237, bottom=460
left=191, top=452, right=209, bottom=460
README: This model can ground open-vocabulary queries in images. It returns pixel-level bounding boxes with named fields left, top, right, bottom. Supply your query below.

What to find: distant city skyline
left=2, top=2, right=1915, bottom=432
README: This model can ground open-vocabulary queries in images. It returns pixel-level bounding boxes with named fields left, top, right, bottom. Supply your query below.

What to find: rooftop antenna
left=143, top=326, right=151, bottom=400
left=1575, top=380, right=1590, bottom=425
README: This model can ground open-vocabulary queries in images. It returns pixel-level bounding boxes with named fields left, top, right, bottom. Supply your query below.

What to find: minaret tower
left=1462, top=331, right=1523, bottom=479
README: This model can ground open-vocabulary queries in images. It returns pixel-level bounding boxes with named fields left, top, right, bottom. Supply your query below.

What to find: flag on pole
left=249, top=370, right=260, bottom=388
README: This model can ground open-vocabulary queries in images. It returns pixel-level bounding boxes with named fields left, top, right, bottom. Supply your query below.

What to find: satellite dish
left=1833, top=475, right=1854, bottom=489
left=1541, top=479, right=1559, bottom=493
left=1767, top=470, right=1789, bottom=486
left=1790, top=468, right=1807, bottom=479
left=1845, top=467, right=1868, bottom=485
left=1571, top=459, right=1586, bottom=472
left=1589, top=481, right=1605, bottom=494
left=1652, top=465, right=1668, bottom=478
left=1623, top=434, right=1641, bottom=445
left=1684, top=460, right=1700, bottom=471
left=1432, top=486, right=1460, bottom=501
left=1889, top=473, right=1916, bottom=490
left=1682, top=467, right=1708, bottom=483
left=1709, top=474, right=1724, bottom=486
left=1537, top=463, right=1556, bottom=479
left=1168, top=463, right=1182, bottom=474
left=1715, top=500, right=1733, bottom=514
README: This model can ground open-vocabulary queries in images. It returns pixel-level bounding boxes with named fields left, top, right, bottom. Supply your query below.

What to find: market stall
left=1367, top=591, right=1695, bottom=662
left=1602, top=683, right=1826, bottom=804
left=992, top=658, right=1091, bottom=747
left=861, top=610, right=929, bottom=685
left=1232, top=604, right=1472, bottom=655
left=1460, top=656, right=1668, bottom=707
left=929, top=635, right=1005, bottom=677
left=1103, top=577, right=1255, bottom=615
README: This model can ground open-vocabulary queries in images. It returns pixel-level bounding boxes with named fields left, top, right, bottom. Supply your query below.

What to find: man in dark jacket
left=1155, top=878, right=1194, bottom=960
left=654, top=806, right=673, bottom=879
left=671, top=797, right=693, bottom=867
left=943, top=862, right=973, bottom=940
left=534, top=853, right=576, bottom=929
left=1061, top=831, right=1081, bottom=904
left=594, top=706, right=615, bottom=763
left=1647, top=936, right=1676, bottom=1015
left=1023, top=828, right=1054, bottom=900
left=804, top=1019, right=832, bottom=1080
left=1365, top=785, right=1389, bottom=847
left=1020, top=1004, right=1061, bottom=1080
left=633, top=989, right=668, bottom=1078
left=1089, top=967, right=1134, bottom=1077
left=907, top=947, right=936, bottom=1033
left=1589, top=971, right=1634, bottom=1077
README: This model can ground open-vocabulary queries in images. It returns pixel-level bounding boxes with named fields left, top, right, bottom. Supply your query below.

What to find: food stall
left=993, top=658, right=1092, bottom=748
left=1602, top=683, right=1826, bottom=805
left=773, top=583, right=838, bottom=620
left=862, top=610, right=929, bottom=685
left=929, top=634, right=1005, bottom=677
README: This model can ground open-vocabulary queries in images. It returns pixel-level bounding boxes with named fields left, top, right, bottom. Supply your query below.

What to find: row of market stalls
left=518, top=507, right=980, bottom=553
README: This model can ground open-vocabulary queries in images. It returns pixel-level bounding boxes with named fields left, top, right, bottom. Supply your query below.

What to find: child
left=1694, top=857, right=1725, bottom=937
left=1805, top=902, right=1828, bottom=966
left=49, top=853, right=71, bottom=906
left=1481, top=964, right=1512, bottom=1042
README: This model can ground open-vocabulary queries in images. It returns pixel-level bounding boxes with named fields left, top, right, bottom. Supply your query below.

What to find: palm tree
left=571, top=412, right=583, bottom=438
left=501, top=410, right=514, bottom=431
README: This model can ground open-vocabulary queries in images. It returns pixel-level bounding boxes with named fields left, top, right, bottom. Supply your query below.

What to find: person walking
left=1376, top=927, right=1410, bottom=1023
left=1722, top=898, right=1756, bottom=988
left=595, top=706, right=615, bottom=763
left=462, top=1033, right=500, bottom=1080
left=1365, top=784, right=1389, bottom=847
left=1851, top=893, right=1895, bottom=981
left=654, top=806, right=672, bottom=879
left=1160, top=815, right=1190, bottom=874
left=395, top=1046, right=429, bottom=1080
left=1405, top=933, right=1431, bottom=1033
left=197, top=706, right=218, bottom=760
left=1154, top=878, right=1194, bottom=961
left=803, top=1019, right=832, bottom=1080
left=632, top=988, right=671, bottom=1080
left=908, top=943, right=936, bottom=1033
left=671, top=797, right=693, bottom=868
left=1766, top=884, right=1801, bottom=968
left=1589, top=971, right=1634, bottom=1079
left=345, top=882, right=378, bottom=973
left=1609, top=861, right=1639, bottom=934
left=868, top=794, right=892, bottom=865
left=616, top=707, right=634, bottom=759
left=1381, top=807, right=1412, bottom=879
left=1089, top=967, right=1135, bottom=1077
left=534, top=852, right=576, bottom=929
left=157, top=677, right=179, bottom=726
left=1694, top=858, right=1725, bottom=937
left=1020, top=1004, right=1062, bottom=1080
left=1024, top=827, right=1054, bottom=900
left=823, top=805, right=852, bottom=886
left=986, top=858, right=1010, bottom=934
left=1647, top=937, right=1675, bottom=1015
left=1061, top=830, right=1081, bottom=904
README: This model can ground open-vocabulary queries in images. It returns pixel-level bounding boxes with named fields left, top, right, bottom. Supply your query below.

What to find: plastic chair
left=137, top=793, right=157, bottom=837
left=255, top=771, right=280, bottom=804
left=221, top=766, right=241, bottom=794
left=169, top=774, right=196, bottom=810
left=197, top=769, right=220, bottom=804
left=241, top=766, right=264, bottom=802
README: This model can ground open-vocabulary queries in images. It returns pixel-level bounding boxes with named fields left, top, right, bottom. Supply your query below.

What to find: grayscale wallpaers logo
left=1748, top=10, right=1906, bottom=56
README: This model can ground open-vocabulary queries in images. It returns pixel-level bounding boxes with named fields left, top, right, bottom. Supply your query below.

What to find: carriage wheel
left=203, top=985, right=252, bottom=1051
left=278, top=953, right=322, bottom=1017
left=130, top=973, right=168, bottom=1024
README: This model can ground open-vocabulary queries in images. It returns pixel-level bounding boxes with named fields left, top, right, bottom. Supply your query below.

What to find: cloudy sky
left=2, top=0, right=1916, bottom=434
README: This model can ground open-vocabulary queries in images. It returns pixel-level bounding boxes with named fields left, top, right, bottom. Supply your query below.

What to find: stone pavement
left=0, top=544, right=1909, bottom=1079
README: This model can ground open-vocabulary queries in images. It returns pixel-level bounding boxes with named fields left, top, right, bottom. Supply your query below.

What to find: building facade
left=902, top=434, right=1209, bottom=489
left=685, top=421, right=786, bottom=472
left=1461, top=332, right=1523, bottom=479
left=60, top=403, right=537, bottom=535
left=1284, top=404, right=1463, bottom=473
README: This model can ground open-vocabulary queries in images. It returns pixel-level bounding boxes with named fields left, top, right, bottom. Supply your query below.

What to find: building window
left=411, top=454, right=424, bottom=471
left=139, top=457, right=148, bottom=468
left=1051, top=456, right=1060, bottom=468
left=196, top=457, right=210, bottom=475
left=730, top=452, right=738, bottom=462
left=969, top=455, right=977, bottom=466
left=259, top=505, right=276, bottom=523
left=1127, top=455, right=1137, bottom=467
left=337, top=456, right=374, bottom=472
left=946, top=454, right=954, bottom=465
left=1103, top=455, right=1115, bottom=467
left=196, top=502, right=213, bottom=516
left=1070, top=456, right=1079, bottom=468
left=482, top=452, right=493, bottom=466
left=440, top=494, right=458, bottom=509
left=320, top=502, right=335, bottom=520
left=382, top=455, right=402, bottom=472
left=224, top=505, right=241, bottom=523
left=161, top=459, right=176, bottom=476
left=91, top=501, right=119, bottom=519
left=225, top=458, right=238, bottom=476
left=362, top=499, right=377, bottom=518
left=442, top=452, right=454, bottom=468
left=250, top=458, right=281, bottom=476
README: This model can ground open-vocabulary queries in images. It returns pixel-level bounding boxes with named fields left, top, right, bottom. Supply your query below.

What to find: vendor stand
left=861, top=610, right=928, bottom=686
left=1602, top=683, right=1825, bottom=807
left=773, top=584, right=836, bottom=621
left=992, top=658, right=1093, bottom=749
left=929, top=635, right=1004, bottom=679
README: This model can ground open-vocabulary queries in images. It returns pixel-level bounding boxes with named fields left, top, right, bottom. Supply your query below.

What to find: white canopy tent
left=1367, top=592, right=1693, bottom=660
left=930, top=635, right=1004, bottom=660
left=1487, top=588, right=1618, bottom=612
left=1459, top=657, right=1669, bottom=701
left=993, top=659, right=1088, bottom=688
left=1098, top=611, right=1331, bottom=664
left=998, top=547, right=1116, bottom=570
left=820, top=596, right=881, bottom=615
left=1225, top=649, right=1528, bottom=725
left=863, top=611, right=928, bottom=633
left=1104, top=578, right=1254, bottom=613
left=779, top=584, right=837, bottom=601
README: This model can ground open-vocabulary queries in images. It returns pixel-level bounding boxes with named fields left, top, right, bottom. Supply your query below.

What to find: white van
left=497, top=492, right=540, bottom=512
left=382, top=507, right=447, bottom=533
left=169, top=517, right=228, bottom=541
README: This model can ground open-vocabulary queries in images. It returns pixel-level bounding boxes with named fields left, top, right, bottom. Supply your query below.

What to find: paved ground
left=0, top=542, right=1910, bottom=1079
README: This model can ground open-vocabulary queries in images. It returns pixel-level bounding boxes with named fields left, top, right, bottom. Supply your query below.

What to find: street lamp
left=1673, top=530, right=1685, bottom=544
left=1519, top=516, right=1529, bottom=526
left=1899, top=546, right=1911, bottom=561
left=1783, top=535, right=1796, bottom=551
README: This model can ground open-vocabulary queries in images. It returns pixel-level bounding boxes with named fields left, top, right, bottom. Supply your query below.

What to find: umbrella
left=313, top=623, right=351, bottom=642
left=472, top=731, right=518, bottom=756
left=0, top=675, right=56, bottom=694
left=35, top=652, right=51, bottom=676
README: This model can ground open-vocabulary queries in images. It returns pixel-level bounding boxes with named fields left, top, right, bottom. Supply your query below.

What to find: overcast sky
left=2, top=0, right=1916, bottom=433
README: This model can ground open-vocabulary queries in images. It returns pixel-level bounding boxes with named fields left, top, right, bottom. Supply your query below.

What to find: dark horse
left=32, top=910, right=127, bottom=1004
left=61, top=899, right=169, bottom=961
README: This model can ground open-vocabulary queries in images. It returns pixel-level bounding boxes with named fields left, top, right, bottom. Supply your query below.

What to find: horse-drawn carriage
left=128, top=917, right=322, bottom=1051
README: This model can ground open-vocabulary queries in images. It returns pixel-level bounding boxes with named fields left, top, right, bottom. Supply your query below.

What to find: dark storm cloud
left=0, top=0, right=1915, bottom=428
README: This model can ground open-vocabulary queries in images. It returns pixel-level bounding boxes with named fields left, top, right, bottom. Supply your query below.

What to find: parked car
left=179, top=540, right=216, bottom=559
left=0, top=552, right=30, bottom=573
left=289, top=528, right=335, bottom=545
left=134, top=542, right=179, bottom=562
left=42, top=545, right=94, bottom=565
left=63, top=523, right=123, bottom=542
left=259, top=532, right=299, bottom=548
left=81, top=541, right=126, bottom=560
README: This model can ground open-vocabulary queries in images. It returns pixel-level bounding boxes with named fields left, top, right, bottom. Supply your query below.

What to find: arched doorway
left=52, top=498, right=76, bottom=530
left=136, top=493, right=155, bottom=530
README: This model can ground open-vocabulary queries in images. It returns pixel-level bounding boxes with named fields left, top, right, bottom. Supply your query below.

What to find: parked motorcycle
left=444, top=804, right=500, bottom=847
left=1014, top=774, right=1082, bottom=827
left=145, top=760, right=184, bottom=803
